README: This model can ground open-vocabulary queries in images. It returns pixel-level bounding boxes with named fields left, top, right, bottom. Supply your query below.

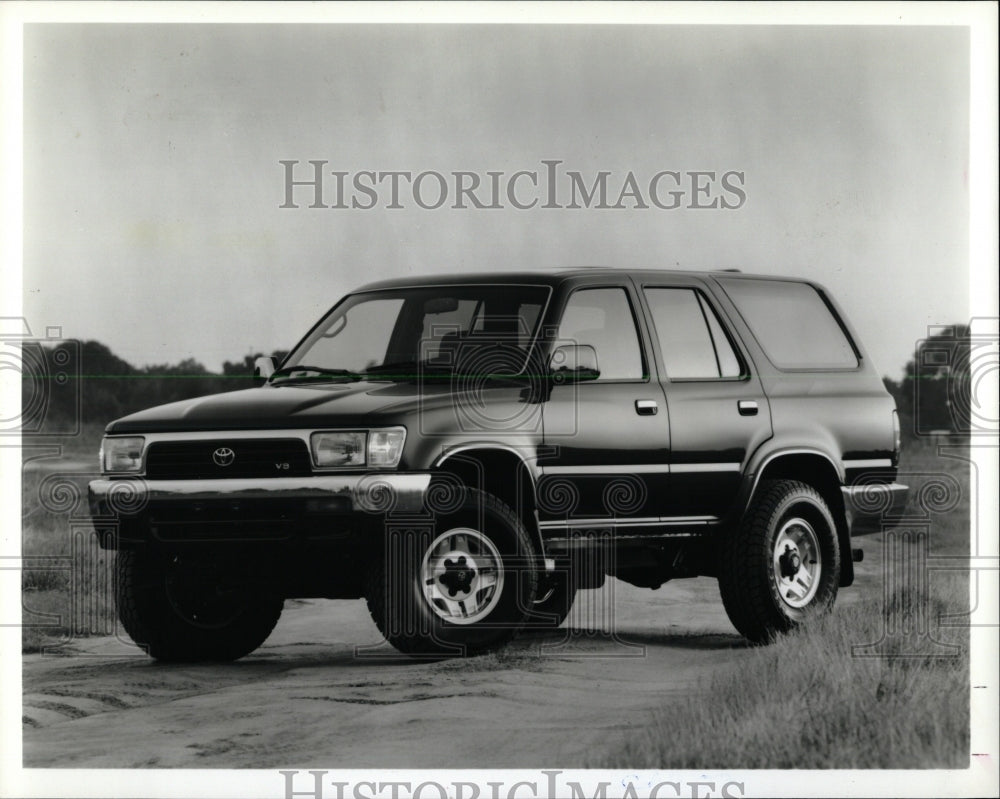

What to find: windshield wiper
left=362, top=360, right=453, bottom=380
left=269, top=365, right=362, bottom=385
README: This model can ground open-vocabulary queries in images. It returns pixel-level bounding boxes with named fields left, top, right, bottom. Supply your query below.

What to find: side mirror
left=549, top=344, right=600, bottom=383
left=253, top=356, right=277, bottom=385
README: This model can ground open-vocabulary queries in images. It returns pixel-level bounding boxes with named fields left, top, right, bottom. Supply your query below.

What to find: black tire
left=116, top=549, right=283, bottom=662
left=524, top=573, right=578, bottom=628
left=365, top=488, right=538, bottom=657
left=718, top=479, right=840, bottom=644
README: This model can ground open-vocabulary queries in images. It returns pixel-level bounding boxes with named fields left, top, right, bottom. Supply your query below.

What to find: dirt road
left=22, top=577, right=760, bottom=768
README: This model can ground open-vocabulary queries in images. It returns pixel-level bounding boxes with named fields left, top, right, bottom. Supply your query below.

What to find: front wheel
left=718, top=479, right=840, bottom=643
left=365, top=489, right=538, bottom=657
left=116, top=549, right=283, bottom=662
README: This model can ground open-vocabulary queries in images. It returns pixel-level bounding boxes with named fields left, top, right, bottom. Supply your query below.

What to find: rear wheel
left=718, top=479, right=840, bottom=643
left=365, top=489, right=538, bottom=656
left=116, top=549, right=283, bottom=662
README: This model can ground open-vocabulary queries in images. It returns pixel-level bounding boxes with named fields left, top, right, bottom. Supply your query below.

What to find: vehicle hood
left=105, top=380, right=526, bottom=433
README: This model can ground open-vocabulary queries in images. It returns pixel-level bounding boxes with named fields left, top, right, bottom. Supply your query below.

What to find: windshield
left=281, top=285, right=551, bottom=381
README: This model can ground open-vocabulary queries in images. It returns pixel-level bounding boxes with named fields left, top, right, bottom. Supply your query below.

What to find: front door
left=539, top=283, right=670, bottom=529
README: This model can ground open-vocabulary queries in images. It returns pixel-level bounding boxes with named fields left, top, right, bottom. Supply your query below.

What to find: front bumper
left=842, top=481, right=910, bottom=535
left=88, top=473, right=432, bottom=548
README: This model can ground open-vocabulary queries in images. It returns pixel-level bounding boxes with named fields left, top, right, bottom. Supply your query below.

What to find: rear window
left=718, top=279, right=859, bottom=369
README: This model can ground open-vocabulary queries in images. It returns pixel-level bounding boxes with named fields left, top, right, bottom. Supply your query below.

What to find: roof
left=351, top=266, right=800, bottom=292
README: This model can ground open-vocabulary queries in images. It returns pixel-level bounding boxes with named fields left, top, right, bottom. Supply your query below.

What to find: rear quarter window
left=718, top=278, right=859, bottom=369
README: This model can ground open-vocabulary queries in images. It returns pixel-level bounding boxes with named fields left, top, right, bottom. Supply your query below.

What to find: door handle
left=635, top=399, right=659, bottom=416
left=738, top=400, right=759, bottom=416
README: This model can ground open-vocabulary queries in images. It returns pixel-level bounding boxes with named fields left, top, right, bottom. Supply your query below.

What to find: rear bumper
left=88, top=473, right=432, bottom=548
left=842, top=482, right=909, bottom=535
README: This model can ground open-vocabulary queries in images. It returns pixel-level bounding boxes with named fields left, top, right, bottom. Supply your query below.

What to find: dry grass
left=600, top=580, right=969, bottom=769
left=21, top=425, right=113, bottom=653
left=895, top=435, right=971, bottom=556
left=599, top=438, right=973, bottom=769
left=600, top=574, right=969, bottom=769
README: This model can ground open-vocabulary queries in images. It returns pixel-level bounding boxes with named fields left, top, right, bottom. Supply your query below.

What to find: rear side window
left=643, top=288, right=742, bottom=379
left=719, top=279, right=859, bottom=369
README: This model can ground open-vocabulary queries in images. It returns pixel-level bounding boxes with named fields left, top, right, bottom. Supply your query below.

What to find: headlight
left=101, top=436, right=145, bottom=473
left=310, top=428, right=406, bottom=469
left=311, top=431, right=366, bottom=468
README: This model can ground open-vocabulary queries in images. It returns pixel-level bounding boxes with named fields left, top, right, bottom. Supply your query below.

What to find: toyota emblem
left=212, top=447, right=236, bottom=467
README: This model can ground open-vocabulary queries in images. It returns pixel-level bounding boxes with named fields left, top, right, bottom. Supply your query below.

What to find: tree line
left=882, top=323, right=976, bottom=440
left=22, top=327, right=974, bottom=440
left=21, top=340, right=287, bottom=431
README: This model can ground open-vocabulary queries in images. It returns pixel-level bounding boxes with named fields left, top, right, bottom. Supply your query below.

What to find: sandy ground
left=21, top=576, right=764, bottom=769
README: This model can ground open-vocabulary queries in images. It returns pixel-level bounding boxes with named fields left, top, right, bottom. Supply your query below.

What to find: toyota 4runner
left=89, top=268, right=908, bottom=660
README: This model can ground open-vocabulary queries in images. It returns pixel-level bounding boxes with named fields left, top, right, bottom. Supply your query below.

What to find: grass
left=21, top=425, right=114, bottom=653
left=599, top=437, right=974, bottom=769
left=893, top=434, right=971, bottom=556
left=599, top=574, right=970, bottom=769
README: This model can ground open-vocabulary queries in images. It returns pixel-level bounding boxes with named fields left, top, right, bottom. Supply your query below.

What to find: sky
left=21, top=23, right=972, bottom=378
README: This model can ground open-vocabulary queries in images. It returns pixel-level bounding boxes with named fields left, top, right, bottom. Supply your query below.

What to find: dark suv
left=89, top=268, right=907, bottom=660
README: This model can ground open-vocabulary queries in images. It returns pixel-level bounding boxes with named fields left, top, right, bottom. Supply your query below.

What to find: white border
left=1, top=3, right=997, bottom=798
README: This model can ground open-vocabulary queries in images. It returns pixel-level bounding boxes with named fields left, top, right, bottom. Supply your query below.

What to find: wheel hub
left=420, top=527, right=505, bottom=625
left=438, top=554, right=478, bottom=597
left=771, top=517, right=822, bottom=609
left=778, top=545, right=802, bottom=579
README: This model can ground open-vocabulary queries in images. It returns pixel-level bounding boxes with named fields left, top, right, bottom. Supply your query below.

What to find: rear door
left=635, top=276, right=773, bottom=519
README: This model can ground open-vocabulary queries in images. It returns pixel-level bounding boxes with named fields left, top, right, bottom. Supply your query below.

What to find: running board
left=539, top=516, right=718, bottom=548
left=538, top=515, right=717, bottom=533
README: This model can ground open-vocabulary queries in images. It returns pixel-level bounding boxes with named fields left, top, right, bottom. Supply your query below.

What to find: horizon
left=28, top=285, right=968, bottom=381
